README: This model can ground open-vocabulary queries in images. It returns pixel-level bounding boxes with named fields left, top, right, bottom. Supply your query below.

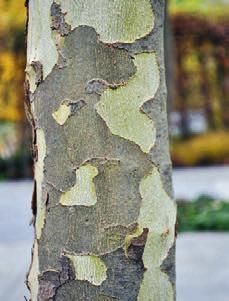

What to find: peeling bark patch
left=52, top=103, right=71, bottom=125
left=134, top=167, right=176, bottom=301
left=27, top=241, right=39, bottom=301
left=127, top=228, right=149, bottom=262
left=60, top=164, right=98, bottom=206
left=25, top=61, right=43, bottom=93
left=38, top=256, right=74, bottom=300
left=52, top=99, right=86, bottom=125
left=96, top=53, right=160, bottom=153
left=27, top=0, right=58, bottom=87
left=39, top=272, right=57, bottom=300
left=69, top=99, right=86, bottom=115
left=51, top=2, right=71, bottom=36
left=31, top=61, right=43, bottom=86
left=85, top=79, right=123, bottom=95
left=35, top=129, right=47, bottom=239
left=66, top=254, right=107, bottom=286
left=86, top=79, right=109, bottom=95
left=57, top=0, right=154, bottom=43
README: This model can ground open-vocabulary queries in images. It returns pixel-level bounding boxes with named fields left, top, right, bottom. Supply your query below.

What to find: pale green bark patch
left=25, top=64, right=38, bottom=94
left=28, top=241, right=39, bottom=301
left=52, top=99, right=87, bottom=125
left=96, top=53, right=159, bottom=153
left=27, top=0, right=58, bottom=91
left=57, top=0, right=154, bottom=43
left=52, top=103, right=71, bottom=125
left=66, top=254, right=107, bottom=286
left=138, top=168, right=176, bottom=237
left=35, top=129, right=46, bottom=239
left=137, top=263, right=174, bottom=301
left=125, top=167, right=176, bottom=300
left=60, top=164, right=98, bottom=206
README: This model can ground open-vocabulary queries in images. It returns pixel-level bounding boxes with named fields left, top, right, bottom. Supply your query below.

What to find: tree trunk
left=25, top=1, right=176, bottom=300
left=176, top=49, right=190, bottom=138
left=198, top=51, right=216, bottom=130
left=164, top=0, right=176, bottom=118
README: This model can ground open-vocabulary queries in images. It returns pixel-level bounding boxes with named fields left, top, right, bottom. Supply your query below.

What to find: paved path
left=0, top=181, right=33, bottom=300
left=0, top=167, right=229, bottom=300
left=173, top=165, right=229, bottom=200
left=177, top=233, right=229, bottom=301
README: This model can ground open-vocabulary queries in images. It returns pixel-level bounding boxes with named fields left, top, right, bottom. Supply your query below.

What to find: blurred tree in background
left=169, top=0, right=229, bottom=166
left=171, top=0, right=228, bottom=135
left=0, top=0, right=228, bottom=178
left=0, top=0, right=25, bottom=121
left=0, top=0, right=31, bottom=178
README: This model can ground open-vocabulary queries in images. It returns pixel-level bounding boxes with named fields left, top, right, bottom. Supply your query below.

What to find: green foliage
left=0, top=148, right=32, bottom=180
left=177, top=195, right=229, bottom=232
left=171, top=131, right=229, bottom=166
left=169, top=0, right=229, bottom=18
left=0, top=122, right=18, bottom=157
left=0, top=122, right=32, bottom=179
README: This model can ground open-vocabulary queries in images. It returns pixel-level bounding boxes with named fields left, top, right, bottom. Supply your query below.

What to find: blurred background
left=0, top=0, right=228, bottom=300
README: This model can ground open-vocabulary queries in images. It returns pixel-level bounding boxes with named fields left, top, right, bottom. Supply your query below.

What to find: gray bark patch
left=160, top=243, right=176, bottom=289
left=54, top=249, right=144, bottom=301
left=127, top=228, right=149, bottom=262
left=38, top=256, right=75, bottom=300
left=51, top=2, right=71, bottom=36
left=31, top=61, right=43, bottom=87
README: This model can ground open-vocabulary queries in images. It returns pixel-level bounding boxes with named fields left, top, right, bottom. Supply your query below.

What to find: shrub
left=177, top=195, right=229, bottom=232
left=171, top=131, right=229, bottom=166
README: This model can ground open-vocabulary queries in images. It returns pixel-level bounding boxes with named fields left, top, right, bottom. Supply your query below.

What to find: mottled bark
left=26, top=1, right=176, bottom=300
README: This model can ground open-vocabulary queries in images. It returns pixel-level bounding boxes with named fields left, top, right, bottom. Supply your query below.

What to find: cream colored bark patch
left=137, top=263, right=174, bottom=301
left=66, top=254, right=107, bottom=286
left=96, top=53, right=159, bottom=153
left=52, top=103, right=71, bottom=125
left=28, top=241, right=39, bottom=301
left=125, top=167, right=176, bottom=301
left=57, top=0, right=154, bottom=43
left=27, top=0, right=58, bottom=92
left=25, top=64, right=37, bottom=94
left=35, top=129, right=46, bottom=239
left=60, top=164, right=98, bottom=206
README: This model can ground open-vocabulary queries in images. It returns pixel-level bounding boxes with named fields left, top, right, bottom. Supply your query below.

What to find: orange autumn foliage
left=0, top=0, right=26, bottom=122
